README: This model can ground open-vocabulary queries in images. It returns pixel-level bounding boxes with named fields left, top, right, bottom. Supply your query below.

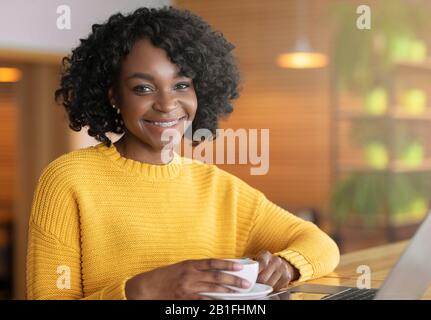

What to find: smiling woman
left=26, top=6, right=340, bottom=300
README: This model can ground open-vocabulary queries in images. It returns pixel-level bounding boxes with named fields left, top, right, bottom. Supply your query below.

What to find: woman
left=26, top=6, right=339, bottom=300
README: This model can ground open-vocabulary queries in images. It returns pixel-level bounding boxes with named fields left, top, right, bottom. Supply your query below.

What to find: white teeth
left=150, top=120, right=179, bottom=127
left=147, top=117, right=185, bottom=127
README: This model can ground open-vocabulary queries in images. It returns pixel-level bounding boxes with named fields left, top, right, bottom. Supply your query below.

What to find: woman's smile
left=142, top=115, right=188, bottom=132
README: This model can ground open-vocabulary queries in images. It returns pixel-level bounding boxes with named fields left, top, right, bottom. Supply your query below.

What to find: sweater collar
left=96, top=142, right=184, bottom=180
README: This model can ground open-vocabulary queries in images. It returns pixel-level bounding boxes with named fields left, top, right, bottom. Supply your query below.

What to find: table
left=300, top=241, right=431, bottom=299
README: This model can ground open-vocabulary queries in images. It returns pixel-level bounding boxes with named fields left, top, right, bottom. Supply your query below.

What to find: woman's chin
left=150, top=139, right=178, bottom=152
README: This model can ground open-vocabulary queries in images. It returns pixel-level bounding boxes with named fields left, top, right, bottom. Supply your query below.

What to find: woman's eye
left=133, top=85, right=152, bottom=94
left=175, top=83, right=191, bottom=90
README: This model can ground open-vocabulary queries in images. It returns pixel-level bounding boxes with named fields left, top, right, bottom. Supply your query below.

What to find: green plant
left=331, top=173, right=387, bottom=226
left=333, top=119, right=429, bottom=226
left=401, top=88, right=427, bottom=115
left=331, top=172, right=430, bottom=227
left=364, top=87, right=388, bottom=115
left=350, top=121, right=425, bottom=164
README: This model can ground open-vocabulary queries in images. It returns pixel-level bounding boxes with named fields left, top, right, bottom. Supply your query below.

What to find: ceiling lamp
left=276, top=0, right=328, bottom=69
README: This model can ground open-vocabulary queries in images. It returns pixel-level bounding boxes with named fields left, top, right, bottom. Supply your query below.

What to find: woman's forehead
left=121, top=38, right=181, bottom=78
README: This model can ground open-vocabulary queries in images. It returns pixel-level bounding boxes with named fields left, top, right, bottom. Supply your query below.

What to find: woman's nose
left=152, top=91, right=179, bottom=113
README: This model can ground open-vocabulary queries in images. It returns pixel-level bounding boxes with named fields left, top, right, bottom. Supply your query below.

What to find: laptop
left=265, top=211, right=431, bottom=300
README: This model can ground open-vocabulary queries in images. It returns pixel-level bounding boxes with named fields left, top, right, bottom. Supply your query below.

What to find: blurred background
left=0, top=0, right=430, bottom=299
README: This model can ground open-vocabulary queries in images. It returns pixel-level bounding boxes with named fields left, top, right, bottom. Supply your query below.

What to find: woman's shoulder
left=37, top=143, right=105, bottom=182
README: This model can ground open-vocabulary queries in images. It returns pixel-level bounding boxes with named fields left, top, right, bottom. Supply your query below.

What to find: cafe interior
left=1, top=0, right=430, bottom=299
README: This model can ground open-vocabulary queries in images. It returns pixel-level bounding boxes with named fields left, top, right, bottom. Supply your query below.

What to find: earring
left=113, top=104, right=124, bottom=129
left=112, top=104, right=120, bottom=114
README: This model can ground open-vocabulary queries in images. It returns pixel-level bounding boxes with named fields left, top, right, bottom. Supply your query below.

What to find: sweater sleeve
left=243, top=194, right=340, bottom=282
left=26, top=163, right=130, bottom=300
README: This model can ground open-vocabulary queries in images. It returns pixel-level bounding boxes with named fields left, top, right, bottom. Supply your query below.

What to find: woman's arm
left=27, top=220, right=131, bottom=300
left=26, top=164, right=130, bottom=300
left=243, top=194, right=340, bottom=283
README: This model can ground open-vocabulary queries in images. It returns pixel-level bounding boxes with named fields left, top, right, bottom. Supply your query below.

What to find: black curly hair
left=55, top=6, right=241, bottom=147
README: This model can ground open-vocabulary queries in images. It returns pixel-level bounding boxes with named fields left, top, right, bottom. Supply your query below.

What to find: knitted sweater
left=26, top=142, right=339, bottom=299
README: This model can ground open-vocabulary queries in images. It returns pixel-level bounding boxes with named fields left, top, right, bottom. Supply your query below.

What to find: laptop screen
left=375, top=212, right=431, bottom=299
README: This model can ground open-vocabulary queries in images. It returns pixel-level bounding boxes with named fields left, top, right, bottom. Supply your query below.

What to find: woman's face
left=110, top=38, right=198, bottom=150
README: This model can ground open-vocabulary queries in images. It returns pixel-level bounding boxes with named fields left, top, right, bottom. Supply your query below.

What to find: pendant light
left=276, top=0, right=328, bottom=69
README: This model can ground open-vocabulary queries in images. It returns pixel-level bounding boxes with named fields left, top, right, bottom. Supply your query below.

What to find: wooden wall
left=0, top=80, right=16, bottom=299
left=0, top=82, right=16, bottom=216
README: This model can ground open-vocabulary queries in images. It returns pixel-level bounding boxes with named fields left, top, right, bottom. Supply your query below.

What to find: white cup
left=222, top=258, right=259, bottom=293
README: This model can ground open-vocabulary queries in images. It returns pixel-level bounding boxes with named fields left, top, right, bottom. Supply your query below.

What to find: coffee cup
left=222, top=258, right=259, bottom=293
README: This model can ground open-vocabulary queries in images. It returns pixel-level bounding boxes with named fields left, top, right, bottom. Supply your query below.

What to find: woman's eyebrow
left=126, top=72, right=187, bottom=81
left=126, top=72, right=153, bottom=81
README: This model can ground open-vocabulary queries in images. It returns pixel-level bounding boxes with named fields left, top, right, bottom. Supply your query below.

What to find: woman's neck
left=113, top=134, right=174, bottom=165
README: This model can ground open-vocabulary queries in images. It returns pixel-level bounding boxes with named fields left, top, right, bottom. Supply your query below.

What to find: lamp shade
left=277, top=38, right=328, bottom=69
left=277, top=52, right=328, bottom=69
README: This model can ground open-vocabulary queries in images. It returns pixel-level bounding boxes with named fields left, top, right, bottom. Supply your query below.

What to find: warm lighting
left=276, top=0, right=328, bottom=69
left=0, top=67, right=22, bottom=82
left=276, top=52, right=328, bottom=69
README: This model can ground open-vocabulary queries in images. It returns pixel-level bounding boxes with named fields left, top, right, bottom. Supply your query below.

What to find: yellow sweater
left=26, top=142, right=339, bottom=300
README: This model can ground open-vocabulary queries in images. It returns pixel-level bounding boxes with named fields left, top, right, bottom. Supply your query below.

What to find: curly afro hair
left=55, top=6, right=241, bottom=147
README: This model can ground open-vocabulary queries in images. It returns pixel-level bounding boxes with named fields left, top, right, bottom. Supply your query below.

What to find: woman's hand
left=252, top=250, right=300, bottom=291
left=125, top=259, right=252, bottom=300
